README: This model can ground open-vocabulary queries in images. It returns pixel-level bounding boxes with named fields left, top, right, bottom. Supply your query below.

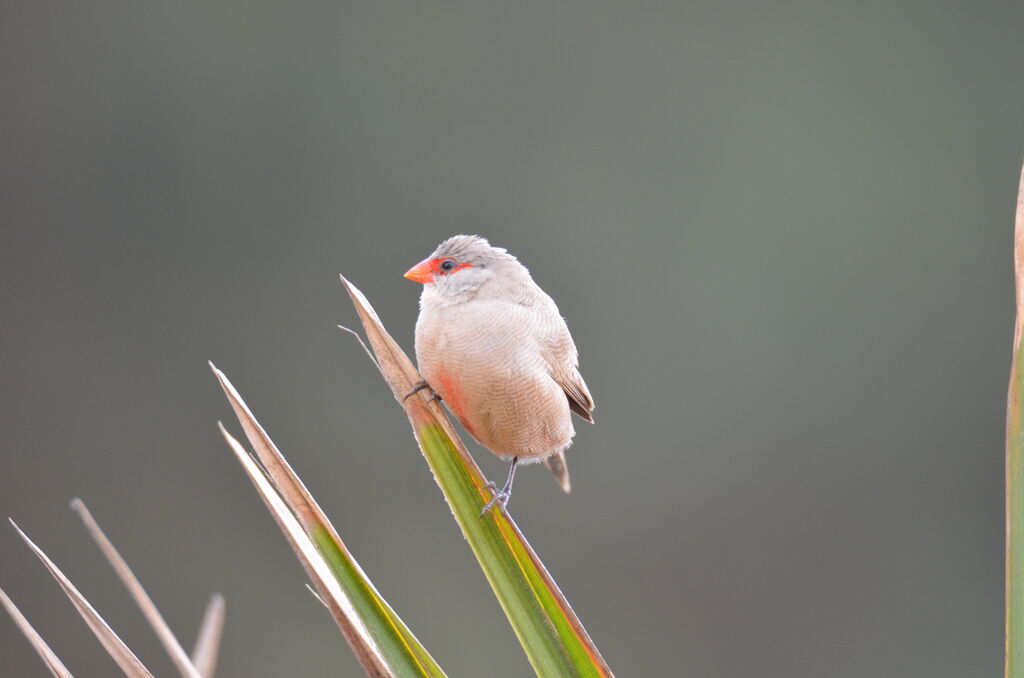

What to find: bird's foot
left=403, top=380, right=441, bottom=403
left=480, top=481, right=511, bottom=517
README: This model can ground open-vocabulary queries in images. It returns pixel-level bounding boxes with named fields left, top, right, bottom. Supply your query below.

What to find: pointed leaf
left=218, top=424, right=391, bottom=676
left=190, top=594, right=225, bottom=678
left=0, top=587, right=75, bottom=678
left=210, top=367, right=447, bottom=678
left=340, top=276, right=615, bottom=678
left=70, top=499, right=203, bottom=678
left=10, top=520, right=155, bottom=678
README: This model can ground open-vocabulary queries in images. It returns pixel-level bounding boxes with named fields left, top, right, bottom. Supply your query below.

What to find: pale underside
left=415, top=297, right=593, bottom=463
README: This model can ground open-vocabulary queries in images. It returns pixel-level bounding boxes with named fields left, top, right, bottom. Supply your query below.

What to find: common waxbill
left=404, top=235, right=594, bottom=514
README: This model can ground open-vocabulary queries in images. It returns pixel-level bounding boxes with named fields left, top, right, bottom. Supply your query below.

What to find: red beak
left=404, top=258, right=435, bottom=284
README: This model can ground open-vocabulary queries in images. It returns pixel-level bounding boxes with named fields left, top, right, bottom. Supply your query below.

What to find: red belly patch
left=433, top=369, right=475, bottom=436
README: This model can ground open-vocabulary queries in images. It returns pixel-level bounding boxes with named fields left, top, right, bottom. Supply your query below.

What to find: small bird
left=404, top=235, right=594, bottom=515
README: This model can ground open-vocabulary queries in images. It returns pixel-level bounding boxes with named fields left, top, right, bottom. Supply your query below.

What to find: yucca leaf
left=1007, top=162, right=1024, bottom=677
left=190, top=593, right=225, bottom=678
left=10, top=520, right=155, bottom=678
left=340, top=276, right=615, bottom=678
left=211, top=365, right=447, bottom=678
left=0, top=587, right=75, bottom=678
left=70, top=499, right=205, bottom=678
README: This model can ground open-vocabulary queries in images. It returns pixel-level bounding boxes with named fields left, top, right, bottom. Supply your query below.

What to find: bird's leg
left=403, top=380, right=441, bottom=403
left=480, top=456, right=519, bottom=517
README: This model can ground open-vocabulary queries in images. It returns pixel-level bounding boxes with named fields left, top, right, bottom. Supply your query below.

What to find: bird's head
left=404, top=235, right=519, bottom=299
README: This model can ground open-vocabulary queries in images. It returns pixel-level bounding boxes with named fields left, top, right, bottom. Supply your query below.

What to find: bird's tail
left=544, top=449, right=571, bottom=493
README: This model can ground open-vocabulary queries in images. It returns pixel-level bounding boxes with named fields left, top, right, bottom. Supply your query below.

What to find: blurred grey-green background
left=2, top=2, right=1022, bottom=676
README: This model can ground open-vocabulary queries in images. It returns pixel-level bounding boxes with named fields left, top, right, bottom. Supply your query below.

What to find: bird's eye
left=439, top=259, right=457, bottom=272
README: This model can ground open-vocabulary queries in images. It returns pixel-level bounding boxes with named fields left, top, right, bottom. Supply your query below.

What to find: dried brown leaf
left=0, top=587, right=75, bottom=678
left=190, top=593, right=225, bottom=678
left=10, top=520, right=155, bottom=678
left=70, top=499, right=203, bottom=678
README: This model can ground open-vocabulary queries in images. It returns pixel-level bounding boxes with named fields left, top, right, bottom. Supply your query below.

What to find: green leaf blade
left=342, top=276, right=614, bottom=678
left=416, top=420, right=606, bottom=677
left=213, top=375, right=447, bottom=678
left=307, top=524, right=445, bottom=676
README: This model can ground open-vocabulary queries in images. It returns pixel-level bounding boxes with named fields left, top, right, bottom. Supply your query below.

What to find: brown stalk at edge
left=1007, top=162, right=1024, bottom=678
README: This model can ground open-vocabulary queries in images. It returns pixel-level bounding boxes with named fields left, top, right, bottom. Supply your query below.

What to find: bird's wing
left=557, top=369, right=595, bottom=423
left=540, top=321, right=598, bottom=421
left=537, top=307, right=595, bottom=424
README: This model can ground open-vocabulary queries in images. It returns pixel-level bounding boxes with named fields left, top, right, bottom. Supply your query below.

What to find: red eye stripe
left=429, top=258, right=473, bottom=276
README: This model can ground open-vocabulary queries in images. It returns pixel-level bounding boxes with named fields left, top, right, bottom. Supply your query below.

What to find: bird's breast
left=414, top=300, right=574, bottom=458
